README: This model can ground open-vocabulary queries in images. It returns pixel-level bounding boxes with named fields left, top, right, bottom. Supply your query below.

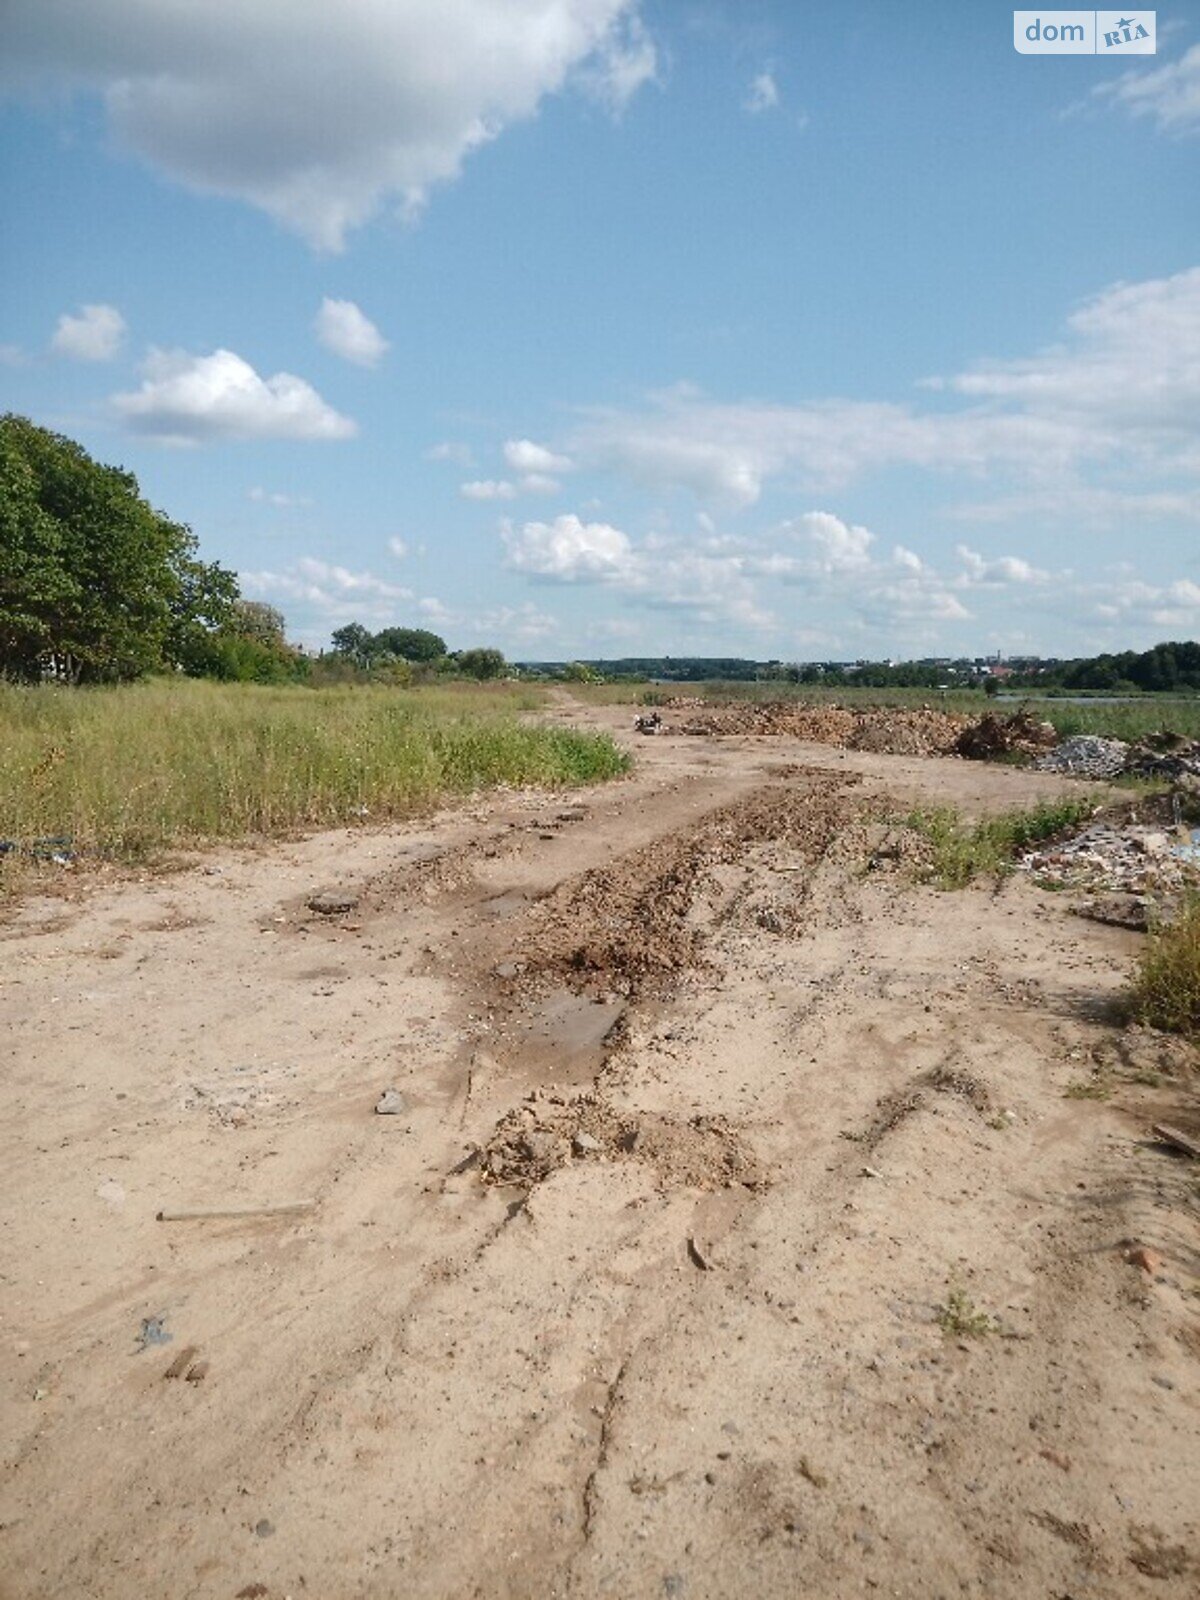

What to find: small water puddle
left=506, top=988, right=626, bottom=1085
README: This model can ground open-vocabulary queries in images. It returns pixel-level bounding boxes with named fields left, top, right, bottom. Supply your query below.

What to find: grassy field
left=0, top=678, right=627, bottom=866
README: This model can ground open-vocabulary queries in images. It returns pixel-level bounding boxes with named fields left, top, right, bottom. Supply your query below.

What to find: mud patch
left=504, top=989, right=627, bottom=1086
left=480, top=1093, right=763, bottom=1191
left=510, top=773, right=860, bottom=997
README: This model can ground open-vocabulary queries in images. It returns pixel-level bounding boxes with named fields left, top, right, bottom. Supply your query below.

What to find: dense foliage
left=0, top=413, right=239, bottom=682
left=1010, top=641, right=1200, bottom=693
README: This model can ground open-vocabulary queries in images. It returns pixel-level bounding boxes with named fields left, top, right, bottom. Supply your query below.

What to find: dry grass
left=0, top=677, right=627, bottom=869
left=1126, top=898, right=1200, bottom=1038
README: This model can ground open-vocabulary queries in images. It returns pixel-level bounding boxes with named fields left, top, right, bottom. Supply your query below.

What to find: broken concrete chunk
left=307, top=891, right=358, bottom=916
left=375, top=1088, right=407, bottom=1116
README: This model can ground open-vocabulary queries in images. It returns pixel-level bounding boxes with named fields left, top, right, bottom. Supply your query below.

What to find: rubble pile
left=671, top=701, right=968, bottom=755
left=956, top=709, right=1058, bottom=762
left=1016, top=821, right=1200, bottom=892
left=1033, top=735, right=1129, bottom=779
left=1125, top=735, right=1200, bottom=782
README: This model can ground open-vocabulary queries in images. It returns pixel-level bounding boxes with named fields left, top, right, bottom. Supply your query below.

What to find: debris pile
left=479, top=1093, right=762, bottom=1190
left=1033, top=735, right=1129, bottom=779
left=1016, top=821, right=1200, bottom=892
left=1125, top=735, right=1200, bottom=782
left=956, top=710, right=1058, bottom=762
left=669, top=701, right=968, bottom=756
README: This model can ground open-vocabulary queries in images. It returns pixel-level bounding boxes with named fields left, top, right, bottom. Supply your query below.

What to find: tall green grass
left=902, top=797, right=1099, bottom=889
left=0, top=678, right=627, bottom=862
left=1126, top=898, right=1200, bottom=1038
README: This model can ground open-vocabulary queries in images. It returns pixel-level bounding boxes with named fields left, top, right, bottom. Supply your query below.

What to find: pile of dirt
left=955, top=709, right=1058, bottom=762
left=669, top=701, right=968, bottom=755
left=480, top=1092, right=763, bottom=1190
left=510, top=773, right=859, bottom=996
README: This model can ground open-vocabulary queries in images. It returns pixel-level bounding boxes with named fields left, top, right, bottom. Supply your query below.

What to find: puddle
left=506, top=988, right=626, bottom=1085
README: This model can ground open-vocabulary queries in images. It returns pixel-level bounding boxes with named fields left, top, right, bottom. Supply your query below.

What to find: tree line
left=0, top=415, right=506, bottom=685
left=1008, top=642, right=1200, bottom=694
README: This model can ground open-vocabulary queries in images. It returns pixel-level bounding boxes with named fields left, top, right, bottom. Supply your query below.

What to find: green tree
left=0, top=414, right=235, bottom=682
left=456, top=647, right=506, bottom=680
left=372, top=626, right=446, bottom=663
left=330, top=622, right=376, bottom=668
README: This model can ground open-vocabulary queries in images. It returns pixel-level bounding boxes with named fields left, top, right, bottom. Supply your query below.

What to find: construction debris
left=1017, top=821, right=1200, bottom=892
left=1033, top=736, right=1129, bottom=778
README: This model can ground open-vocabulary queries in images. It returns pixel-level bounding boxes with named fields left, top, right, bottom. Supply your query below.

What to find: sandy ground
left=1, top=700, right=1197, bottom=1599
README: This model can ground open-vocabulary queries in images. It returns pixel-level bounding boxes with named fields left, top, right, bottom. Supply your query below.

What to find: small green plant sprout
left=936, top=1286, right=997, bottom=1339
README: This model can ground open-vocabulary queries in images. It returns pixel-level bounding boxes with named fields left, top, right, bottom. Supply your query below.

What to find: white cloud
left=575, top=11, right=658, bottom=112
left=518, top=472, right=562, bottom=494
left=461, top=478, right=517, bottom=500
left=51, top=303, right=126, bottom=361
left=744, top=71, right=779, bottom=113
left=571, top=267, right=1200, bottom=503
left=388, top=536, right=408, bottom=560
left=502, top=512, right=634, bottom=582
left=790, top=510, right=875, bottom=572
left=112, top=347, right=356, bottom=444
left=0, top=344, right=26, bottom=367
left=2, top=1, right=654, bottom=249
left=1094, top=43, right=1200, bottom=133
left=503, top=438, right=574, bottom=474
left=248, top=486, right=312, bottom=507
left=426, top=440, right=474, bottom=465
left=241, top=557, right=412, bottom=633
left=314, top=297, right=388, bottom=366
left=955, top=545, right=1049, bottom=586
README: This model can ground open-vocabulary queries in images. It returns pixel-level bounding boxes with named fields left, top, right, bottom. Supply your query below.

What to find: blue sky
left=2, top=1, right=1198, bottom=661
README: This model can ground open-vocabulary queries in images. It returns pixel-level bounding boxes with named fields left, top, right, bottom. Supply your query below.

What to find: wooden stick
left=156, top=1199, right=316, bottom=1222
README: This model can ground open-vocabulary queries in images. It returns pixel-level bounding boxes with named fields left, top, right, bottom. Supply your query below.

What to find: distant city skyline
left=2, top=2, right=1198, bottom=659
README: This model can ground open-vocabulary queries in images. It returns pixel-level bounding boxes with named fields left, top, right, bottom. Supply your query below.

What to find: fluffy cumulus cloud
left=954, top=546, right=1048, bottom=587
left=112, top=347, right=356, bottom=444
left=502, top=513, right=634, bottom=582
left=1094, top=43, right=1200, bottom=134
left=2, top=1, right=654, bottom=249
left=314, top=297, right=388, bottom=366
left=503, top=438, right=574, bottom=475
left=51, top=302, right=126, bottom=361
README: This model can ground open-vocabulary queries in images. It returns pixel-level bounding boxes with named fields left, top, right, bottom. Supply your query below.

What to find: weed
left=1064, top=1078, right=1112, bottom=1101
left=1124, top=896, right=1200, bottom=1038
left=902, top=797, right=1097, bottom=889
left=0, top=678, right=628, bottom=871
left=936, top=1286, right=997, bottom=1338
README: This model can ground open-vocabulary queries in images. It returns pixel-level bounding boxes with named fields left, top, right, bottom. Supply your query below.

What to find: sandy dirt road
left=1, top=700, right=1197, bottom=1599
